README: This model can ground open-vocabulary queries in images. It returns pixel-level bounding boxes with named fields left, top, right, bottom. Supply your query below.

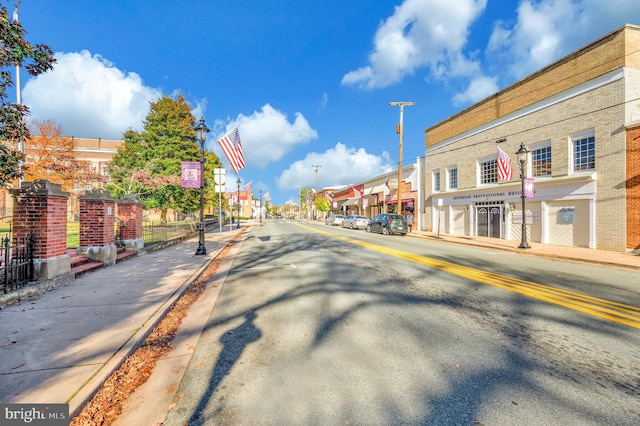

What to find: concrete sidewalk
left=0, top=224, right=246, bottom=418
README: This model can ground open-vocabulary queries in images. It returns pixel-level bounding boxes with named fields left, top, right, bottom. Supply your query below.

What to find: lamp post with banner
left=194, top=118, right=209, bottom=255
left=516, top=142, right=530, bottom=249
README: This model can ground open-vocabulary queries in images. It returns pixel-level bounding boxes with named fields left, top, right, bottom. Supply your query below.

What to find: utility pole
left=312, top=165, right=322, bottom=220
left=389, top=101, right=415, bottom=214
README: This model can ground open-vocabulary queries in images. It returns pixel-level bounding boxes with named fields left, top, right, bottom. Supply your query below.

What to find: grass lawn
left=0, top=222, right=80, bottom=248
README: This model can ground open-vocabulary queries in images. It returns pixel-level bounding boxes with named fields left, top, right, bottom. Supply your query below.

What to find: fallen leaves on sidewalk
left=70, top=241, right=234, bottom=426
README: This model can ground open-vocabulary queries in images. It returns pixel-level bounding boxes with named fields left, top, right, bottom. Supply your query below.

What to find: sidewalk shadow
left=188, top=311, right=261, bottom=424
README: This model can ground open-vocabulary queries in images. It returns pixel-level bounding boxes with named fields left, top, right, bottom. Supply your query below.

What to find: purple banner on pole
left=524, top=177, right=535, bottom=198
left=181, top=162, right=201, bottom=188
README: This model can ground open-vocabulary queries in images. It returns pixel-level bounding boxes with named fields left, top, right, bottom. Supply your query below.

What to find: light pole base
left=195, top=244, right=207, bottom=255
left=518, top=244, right=530, bottom=249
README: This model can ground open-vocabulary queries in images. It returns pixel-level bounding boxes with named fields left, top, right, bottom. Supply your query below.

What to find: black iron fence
left=142, top=218, right=220, bottom=248
left=1, top=233, right=34, bottom=294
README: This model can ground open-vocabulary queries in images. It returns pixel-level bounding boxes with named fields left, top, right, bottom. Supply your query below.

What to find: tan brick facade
left=424, top=24, right=640, bottom=252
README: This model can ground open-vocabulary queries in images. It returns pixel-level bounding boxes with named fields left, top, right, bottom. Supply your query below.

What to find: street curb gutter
left=115, top=230, right=247, bottom=426
left=67, top=231, right=243, bottom=419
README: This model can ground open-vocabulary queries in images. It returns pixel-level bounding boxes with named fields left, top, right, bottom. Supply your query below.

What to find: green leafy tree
left=316, top=198, right=330, bottom=213
left=0, top=3, right=55, bottom=187
left=107, top=94, right=221, bottom=221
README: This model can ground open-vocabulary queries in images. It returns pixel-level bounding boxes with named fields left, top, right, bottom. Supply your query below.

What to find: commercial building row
left=326, top=24, right=640, bottom=254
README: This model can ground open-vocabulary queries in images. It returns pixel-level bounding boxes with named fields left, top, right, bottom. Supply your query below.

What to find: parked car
left=366, top=214, right=408, bottom=235
left=324, top=214, right=345, bottom=226
left=342, top=215, right=368, bottom=230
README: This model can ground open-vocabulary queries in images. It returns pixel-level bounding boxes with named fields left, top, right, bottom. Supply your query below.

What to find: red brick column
left=9, top=180, right=71, bottom=279
left=78, top=190, right=117, bottom=265
left=117, top=194, right=144, bottom=253
left=627, top=125, right=640, bottom=253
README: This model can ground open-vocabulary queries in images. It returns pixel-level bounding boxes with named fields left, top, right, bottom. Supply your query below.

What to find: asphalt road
left=163, top=219, right=640, bottom=425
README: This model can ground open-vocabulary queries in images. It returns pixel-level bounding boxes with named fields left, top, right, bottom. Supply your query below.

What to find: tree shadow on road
left=187, top=311, right=261, bottom=425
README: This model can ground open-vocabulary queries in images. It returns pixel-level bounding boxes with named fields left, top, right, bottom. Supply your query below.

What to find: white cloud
left=452, top=75, right=499, bottom=106
left=22, top=50, right=161, bottom=139
left=276, top=143, right=393, bottom=191
left=341, top=0, right=487, bottom=89
left=487, top=0, right=640, bottom=79
left=343, top=0, right=640, bottom=107
left=213, top=104, right=318, bottom=169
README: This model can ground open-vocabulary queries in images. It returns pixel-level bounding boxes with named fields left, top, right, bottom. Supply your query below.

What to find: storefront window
left=532, top=145, right=552, bottom=177
left=573, top=135, right=595, bottom=171
left=480, top=159, right=498, bottom=184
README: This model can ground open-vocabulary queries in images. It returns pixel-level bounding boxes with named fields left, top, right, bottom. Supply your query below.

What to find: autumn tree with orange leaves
left=23, top=119, right=105, bottom=191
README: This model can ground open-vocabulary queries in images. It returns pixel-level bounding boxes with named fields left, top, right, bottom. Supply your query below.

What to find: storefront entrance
left=476, top=204, right=502, bottom=238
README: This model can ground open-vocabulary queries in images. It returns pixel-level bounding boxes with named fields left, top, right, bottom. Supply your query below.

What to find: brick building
left=423, top=24, right=640, bottom=252
left=1, top=137, right=120, bottom=221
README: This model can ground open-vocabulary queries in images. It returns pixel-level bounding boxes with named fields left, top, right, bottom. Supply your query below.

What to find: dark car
left=366, top=213, right=408, bottom=235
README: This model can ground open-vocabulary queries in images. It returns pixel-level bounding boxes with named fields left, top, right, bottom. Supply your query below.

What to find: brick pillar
left=78, top=190, right=117, bottom=266
left=627, top=125, right=640, bottom=253
left=117, top=194, right=144, bottom=254
left=9, top=180, right=71, bottom=280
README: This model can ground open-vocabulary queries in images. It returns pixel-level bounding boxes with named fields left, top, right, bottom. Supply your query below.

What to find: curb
left=68, top=230, right=245, bottom=418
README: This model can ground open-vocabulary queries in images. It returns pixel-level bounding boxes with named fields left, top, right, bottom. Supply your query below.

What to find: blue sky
left=13, top=0, right=640, bottom=204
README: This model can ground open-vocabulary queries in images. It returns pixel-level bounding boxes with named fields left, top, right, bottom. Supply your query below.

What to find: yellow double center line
left=299, top=224, right=640, bottom=329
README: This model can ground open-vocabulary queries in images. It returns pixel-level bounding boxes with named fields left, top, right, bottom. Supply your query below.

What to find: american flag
left=497, top=147, right=513, bottom=181
left=217, top=127, right=245, bottom=174
left=264, top=192, right=271, bottom=202
left=244, top=181, right=253, bottom=192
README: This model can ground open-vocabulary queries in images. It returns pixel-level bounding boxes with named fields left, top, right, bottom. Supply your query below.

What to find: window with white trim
left=447, top=166, right=458, bottom=190
left=531, top=142, right=552, bottom=177
left=479, top=158, right=498, bottom=184
left=571, top=130, right=595, bottom=172
left=433, top=170, right=441, bottom=192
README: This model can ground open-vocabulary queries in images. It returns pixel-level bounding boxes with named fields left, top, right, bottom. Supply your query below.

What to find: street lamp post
left=195, top=117, right=210, bottom=255
left=259, top=190, right=262, bottom=223
left=516, top=142, right=530, bottom=249
left=236, top=178, right=241, bottom=229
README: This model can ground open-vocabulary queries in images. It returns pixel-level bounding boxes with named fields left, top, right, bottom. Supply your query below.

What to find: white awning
left=342, top=197, right=360, bottom=206
left=371, top=184, right=389, bottom=195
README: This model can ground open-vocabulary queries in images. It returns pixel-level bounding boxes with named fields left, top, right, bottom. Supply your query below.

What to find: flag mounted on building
left=497, top=147, right=513, bottom=181
left=217, top=127, right=245, bottom=174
